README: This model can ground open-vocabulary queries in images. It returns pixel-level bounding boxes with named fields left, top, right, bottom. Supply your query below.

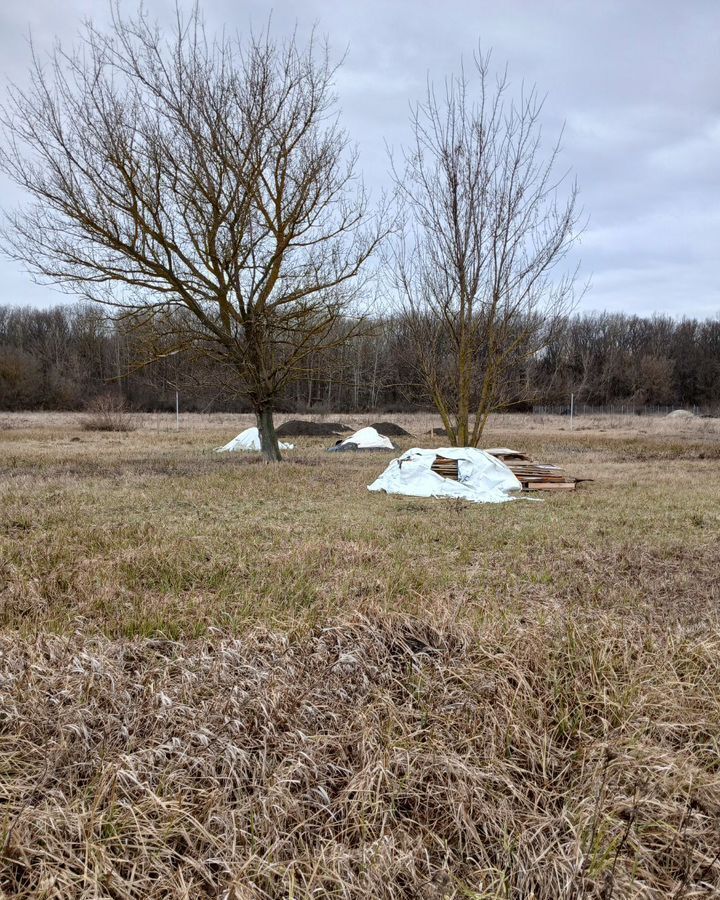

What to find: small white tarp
left=215, top=427, right=294, bottom=453
left=335, top=426, right=395, bottom=450
left=368, top=447, right=522, bottom=503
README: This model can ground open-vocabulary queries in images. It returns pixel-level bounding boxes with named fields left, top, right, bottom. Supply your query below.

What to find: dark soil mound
left=370, top=421, right=411, bottom=437
left=425, top=427, right=448, bottom=437
left=276, top=420, right=351, bottom=437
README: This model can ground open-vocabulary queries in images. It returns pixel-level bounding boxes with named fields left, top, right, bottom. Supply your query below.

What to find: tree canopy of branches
left=391, top=53, right=581, bottom=446
left=0, top=6, right=383, bottom=460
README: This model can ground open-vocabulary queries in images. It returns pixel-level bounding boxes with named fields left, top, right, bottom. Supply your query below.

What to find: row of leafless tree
left=2, top=302, right=718, bottom=413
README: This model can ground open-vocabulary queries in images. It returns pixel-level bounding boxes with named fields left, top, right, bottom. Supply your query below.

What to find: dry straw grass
left=2, top=612, right=720, bottom=899
left=1, top=413, right=720, bottom=897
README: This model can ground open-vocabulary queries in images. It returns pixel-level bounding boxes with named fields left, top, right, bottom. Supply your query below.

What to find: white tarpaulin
left=332, top=426, right=396, bottom=450
left=215, top=427, right=294, bottom=452
left=368, top=447, right=522, bottom=503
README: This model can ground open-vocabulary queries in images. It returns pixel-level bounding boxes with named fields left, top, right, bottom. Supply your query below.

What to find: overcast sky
left=1, top=0, right=719, bottom=318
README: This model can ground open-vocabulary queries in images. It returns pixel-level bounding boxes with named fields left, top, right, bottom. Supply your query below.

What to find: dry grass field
left=1, top=411, right=719, bottom=898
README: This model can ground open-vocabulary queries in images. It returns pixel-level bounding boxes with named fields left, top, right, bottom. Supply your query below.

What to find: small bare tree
left=391, top=53, right=581, bottom=445
left=1, top=6, right=383, bottom=460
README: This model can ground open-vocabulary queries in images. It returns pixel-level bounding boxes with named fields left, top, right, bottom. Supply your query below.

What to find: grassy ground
left=1, top=412, right=719, bottom=897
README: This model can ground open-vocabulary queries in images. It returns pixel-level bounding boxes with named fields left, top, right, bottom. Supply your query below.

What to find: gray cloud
left=1, top=0, right=718, bottom=318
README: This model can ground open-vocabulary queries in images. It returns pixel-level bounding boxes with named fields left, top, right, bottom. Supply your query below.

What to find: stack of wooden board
left=430, top=449, right=585, bottom=492
left=429, top=455, right=460, bottom=480
left=484, top=448, right=580, bottom=491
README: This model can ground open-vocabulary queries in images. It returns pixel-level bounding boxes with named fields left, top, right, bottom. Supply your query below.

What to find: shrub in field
left=80, top=394, right=136, bottom=432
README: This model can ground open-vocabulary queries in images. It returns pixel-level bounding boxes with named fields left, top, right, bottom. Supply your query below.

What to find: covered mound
left=276, top=419, right=351, bottom=437
left=328, top=426, right=397, bottom=452
left=215, top=426, right=294, bottom=452
left=369, top=446, right=521, bottom=503
left=369, top=421, right=411, bottom=436
left=667, top=409, right=695, bottom=419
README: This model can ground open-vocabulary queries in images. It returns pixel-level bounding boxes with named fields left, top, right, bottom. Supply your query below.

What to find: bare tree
left=0, top=6, right=383, bottom=460
left=390, top=52, right=581, bottom=445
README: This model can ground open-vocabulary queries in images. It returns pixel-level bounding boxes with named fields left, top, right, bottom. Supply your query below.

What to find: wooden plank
left=517, top=476, right=566, bottom=483
left=431, top=450, right=585, bottom=492
left=485, top=448, right=533, bottom=461
left=524, top=482, right=576, bottom=491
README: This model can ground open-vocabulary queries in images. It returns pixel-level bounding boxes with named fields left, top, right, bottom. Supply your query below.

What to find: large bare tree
left=391, top=53, right=581, bottom=445
left=0, top=6, right=383, bottom=460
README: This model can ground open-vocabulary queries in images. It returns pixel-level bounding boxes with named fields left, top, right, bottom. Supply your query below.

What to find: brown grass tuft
left=1, top=613, right=719, bottom=898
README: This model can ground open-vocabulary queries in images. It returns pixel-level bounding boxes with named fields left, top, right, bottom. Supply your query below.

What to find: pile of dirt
left=425, top=427, right=448, bottom=437
left=327, top=426, right=398, bottom=452
left=276, top=419, right=351, bottom=437
left=369, top=421, right=411, bottom=436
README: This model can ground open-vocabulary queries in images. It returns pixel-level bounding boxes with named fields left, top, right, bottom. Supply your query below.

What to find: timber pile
left=430, top=455, right=460, bottom=480
left=486, top=448, right=584, bottom=491
left=431, top=448, right=586, bottom=492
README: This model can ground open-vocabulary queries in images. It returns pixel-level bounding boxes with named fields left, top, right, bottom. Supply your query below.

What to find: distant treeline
left=1, top=303, right=719, bottom=413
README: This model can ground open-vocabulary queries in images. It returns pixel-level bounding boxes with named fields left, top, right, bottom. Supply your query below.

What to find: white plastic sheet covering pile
left=368, top=447, right=522, bottom=503
left=328, top=426, right=396, bottom=451
left=215, top=427, right=294, bottom=452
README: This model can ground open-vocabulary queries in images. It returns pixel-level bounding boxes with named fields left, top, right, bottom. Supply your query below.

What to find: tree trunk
left=256, top=405, right=282, bottom=462
left=456, top=315, right=471, bottom=447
